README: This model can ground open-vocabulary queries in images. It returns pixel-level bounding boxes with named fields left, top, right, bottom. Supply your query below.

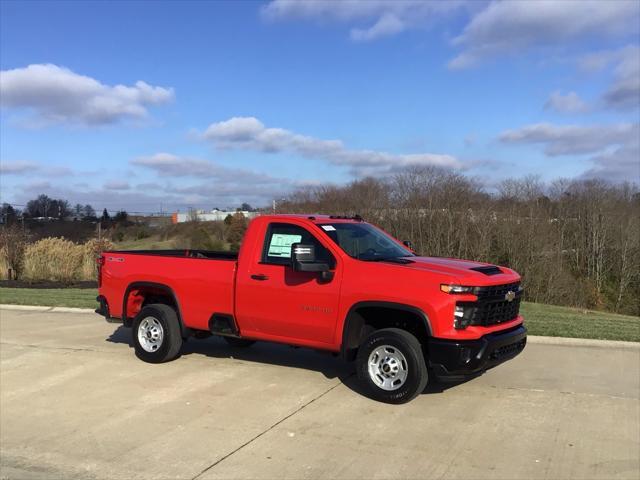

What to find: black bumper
left=427, top=325, right=527, bottom=381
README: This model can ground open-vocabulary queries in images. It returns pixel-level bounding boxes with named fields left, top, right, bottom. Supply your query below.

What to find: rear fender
left=122, top=282, right=191, bottom=338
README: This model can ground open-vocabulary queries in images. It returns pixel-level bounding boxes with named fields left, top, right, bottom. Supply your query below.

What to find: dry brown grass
left=81, top=238, right=114, bottom=280
left=21, top=237, right=113, bottom=283
left=0, top=225, right=27, bottom=280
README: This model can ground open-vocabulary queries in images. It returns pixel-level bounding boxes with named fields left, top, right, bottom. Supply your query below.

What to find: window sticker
left=267, top=233, right=302, bottom=257
left=321, top=225, right=336, bottom=231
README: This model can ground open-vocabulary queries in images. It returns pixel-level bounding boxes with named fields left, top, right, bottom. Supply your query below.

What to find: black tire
left=132, top=304, right=183, bottom=363
left=356, top=328, right=428, bottom=404
left=223, top=337, right=256, bottom=348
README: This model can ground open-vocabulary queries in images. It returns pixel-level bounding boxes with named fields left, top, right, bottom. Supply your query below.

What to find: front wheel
left=356, top=328, right=428, bottom=404
left=133, top=304, right=183, bottom=363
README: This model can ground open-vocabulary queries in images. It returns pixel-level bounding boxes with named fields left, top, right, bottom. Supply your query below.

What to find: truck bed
left=100, top=250, right=238, bottom=330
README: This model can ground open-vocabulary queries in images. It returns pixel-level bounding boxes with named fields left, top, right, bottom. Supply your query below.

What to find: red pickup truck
left=96, top=214, right=526, bottom=403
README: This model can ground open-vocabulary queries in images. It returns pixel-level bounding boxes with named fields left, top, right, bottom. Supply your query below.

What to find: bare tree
left=278, top=170, right=640, bottom=315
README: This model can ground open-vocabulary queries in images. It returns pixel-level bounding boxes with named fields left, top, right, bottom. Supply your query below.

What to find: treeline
left=278, top=167, right=640, bottom=316
left=1, top=194, right=129, bottom=224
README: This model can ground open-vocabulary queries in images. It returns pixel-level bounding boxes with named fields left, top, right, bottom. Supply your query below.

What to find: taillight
left=97, top=256, right=105, bottom=287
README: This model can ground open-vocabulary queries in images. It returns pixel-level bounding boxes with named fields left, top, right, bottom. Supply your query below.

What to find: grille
left=460, top=282, right=523, bottom=326
left=489, top=339, right=526, bottom=360
left=474, top=282, right=521, bottom=300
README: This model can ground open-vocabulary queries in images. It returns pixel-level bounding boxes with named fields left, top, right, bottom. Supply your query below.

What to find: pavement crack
left=190, top=377, right=348, bottom=480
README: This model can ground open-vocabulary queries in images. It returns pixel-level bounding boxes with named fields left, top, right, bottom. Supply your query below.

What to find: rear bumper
left=95, top=295, right=122, bottom=324
left=427, top=325, right=526, bottom=381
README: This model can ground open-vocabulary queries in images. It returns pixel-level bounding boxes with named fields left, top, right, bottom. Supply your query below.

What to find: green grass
left=0, top=288, right=98, bottom=309
left=0, top=287, right=638, bottom=342
left=520, top=302, right=639, bottom=342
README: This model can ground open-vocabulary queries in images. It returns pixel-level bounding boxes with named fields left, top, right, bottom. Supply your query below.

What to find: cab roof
left=261, top=214, right=364, bottom=224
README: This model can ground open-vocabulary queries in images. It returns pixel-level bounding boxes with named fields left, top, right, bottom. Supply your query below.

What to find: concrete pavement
left=1, top=308, right=638, bottom=479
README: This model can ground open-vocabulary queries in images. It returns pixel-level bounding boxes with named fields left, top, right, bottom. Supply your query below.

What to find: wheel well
left=341, top=305, right=430, bottom=361
left=122, top=283, right=189, bottom=337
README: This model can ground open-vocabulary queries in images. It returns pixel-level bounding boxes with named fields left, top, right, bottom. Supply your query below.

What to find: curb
left=0, top=304, right=95, bottom=314
left=0, top=304, right=53, bottom=312
left=0, top=305, right=638, bottom=349
left=528, top=335, right=640, bottom=350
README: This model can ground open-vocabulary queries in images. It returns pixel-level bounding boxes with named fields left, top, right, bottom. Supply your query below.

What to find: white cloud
left=351, top=13, right=405, bottom=42
left=131, top=152, right=288, bottom=185
left=0, top=160, right=39, bottom=175
left=104, top=180, right=131, bottom=191
left=579, top=46, right=640, bottom=110
left=130, top=152, right=311, bottom=206
left=261, top=0, right=468, bottom=42
left=499, top=123, right=638, bottom=156
left=0, top=160, right=74, bottom=178
left=201, top=117, right=462, bottom=174
left=544, top=91, right=589, bottom=114
left=23, top=180, right=52, bottom=191
left=499, top=122, right=640, bottom=183
left=0, top=64, right=174, bottom=126
left=11, top=172, right=291, bottom=212
left=449, top=1, right=639, bottom=69
left=603, top=46, right=638, bottom=111
left=581, top=144, right=640, bottom=183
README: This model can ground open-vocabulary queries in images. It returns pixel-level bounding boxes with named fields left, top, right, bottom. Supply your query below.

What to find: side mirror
left=403, top=240, right=413, bottom=250
left=291, top=243, right=330, bottom=273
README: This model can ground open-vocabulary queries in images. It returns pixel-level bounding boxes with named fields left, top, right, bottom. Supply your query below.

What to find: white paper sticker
left=321, top=225, right=336, bottom=231
left=267, top=233, right=302, bottom=257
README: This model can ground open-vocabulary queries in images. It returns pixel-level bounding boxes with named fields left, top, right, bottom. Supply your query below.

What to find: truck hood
left=392, top=256, right=520, bottom=285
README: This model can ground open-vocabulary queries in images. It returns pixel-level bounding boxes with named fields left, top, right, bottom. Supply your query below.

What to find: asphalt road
left=1, top=308, right=638, bottom=480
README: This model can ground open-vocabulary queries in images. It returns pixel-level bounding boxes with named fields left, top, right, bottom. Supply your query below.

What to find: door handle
left=251, top=274, right=269, bottom=281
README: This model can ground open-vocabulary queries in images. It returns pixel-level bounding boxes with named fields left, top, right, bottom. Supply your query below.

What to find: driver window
left=261, top=223, right=335, bottom=267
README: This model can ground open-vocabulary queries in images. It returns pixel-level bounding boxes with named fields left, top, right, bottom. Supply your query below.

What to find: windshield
left=317, top=223, right=414, bottom=261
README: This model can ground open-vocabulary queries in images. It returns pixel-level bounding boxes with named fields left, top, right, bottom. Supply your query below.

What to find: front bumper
left=427, top=325, right=526, bottom=381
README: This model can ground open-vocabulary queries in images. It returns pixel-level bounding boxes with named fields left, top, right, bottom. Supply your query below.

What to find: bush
left=135, top=226, right=151, bottom=240
left=0, top=225, right=27, bottom=280
left=187, top=227, right=225, bottom=250
left=81, top=238, right=114, bottom=280
left=22, top=237, right=114, bottom=283
left=24, top=238, right=84, bottom=283
left=226, top=213, right=248, bottom=251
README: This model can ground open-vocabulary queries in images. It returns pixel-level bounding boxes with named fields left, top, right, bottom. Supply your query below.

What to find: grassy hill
left=0, top=287, right=637, bottom=342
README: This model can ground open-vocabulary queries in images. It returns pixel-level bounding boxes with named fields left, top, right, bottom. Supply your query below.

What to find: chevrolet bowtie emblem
left=505, top=290, right=516, bottom=302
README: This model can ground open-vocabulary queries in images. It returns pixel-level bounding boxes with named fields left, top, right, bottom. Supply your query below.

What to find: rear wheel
left=223, top=337, right=256, bottom=348
left=356, top=328, right=428, bottom=404
left=133, top=304, right=183, bottom=363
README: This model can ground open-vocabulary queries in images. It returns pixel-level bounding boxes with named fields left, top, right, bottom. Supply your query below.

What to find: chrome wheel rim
left=367, top=345, right=408, bottom=391
left=138, top=317, right=164, bottom=353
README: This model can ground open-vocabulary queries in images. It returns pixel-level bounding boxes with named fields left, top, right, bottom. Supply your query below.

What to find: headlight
left=440, top=284, right=474, bottom=294
left=454, top=305, right=471, bottom=329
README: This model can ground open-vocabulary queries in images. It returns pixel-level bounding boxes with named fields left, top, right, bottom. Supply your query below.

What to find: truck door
left=235, top=221, right=341, bottom=346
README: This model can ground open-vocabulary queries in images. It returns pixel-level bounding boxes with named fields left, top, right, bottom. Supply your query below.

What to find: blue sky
left=1, top=0, right=639, bottom=213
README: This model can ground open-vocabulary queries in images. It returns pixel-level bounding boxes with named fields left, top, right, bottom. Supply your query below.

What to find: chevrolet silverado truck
left=96, top=214, right=526, bottom=403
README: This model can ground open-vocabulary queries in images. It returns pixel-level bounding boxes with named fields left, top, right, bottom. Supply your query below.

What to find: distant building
left=171, top=209, right=259, bottom=224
